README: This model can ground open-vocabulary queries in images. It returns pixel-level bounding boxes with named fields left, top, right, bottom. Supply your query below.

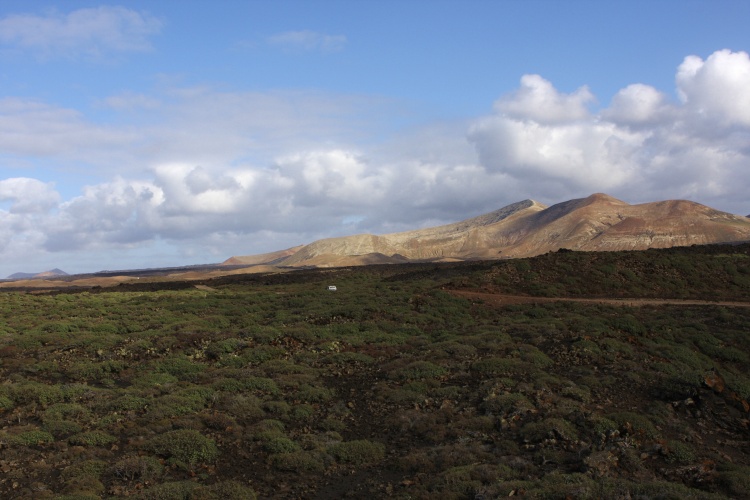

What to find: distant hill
left=7, top=268, right=68, bottom=280
left=225, top=193, right=750, bottom=268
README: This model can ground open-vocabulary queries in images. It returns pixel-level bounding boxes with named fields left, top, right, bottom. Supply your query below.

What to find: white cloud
left=267, top=30, right=347, bottom=53
left=676, top=49, right=750, bottom=127
left=0, top=97, right=139, bottom=161
left=468, top=114, right=642, bottom=192
left=469, top=51, right=750, bottom=208
left=602, top=84, right=675, bottom=127
left=0, top=6, right=162, bottom=59
left=494, top=74, right=594, bottom=124
left=0, top=90, right=390, bottom=180
left=0, top=177, right=60, bottom=213
left=275, top=150, right=386, bottom=206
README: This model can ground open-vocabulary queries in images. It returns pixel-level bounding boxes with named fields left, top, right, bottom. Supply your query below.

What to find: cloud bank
left=1, top=49, right=750, bottom=273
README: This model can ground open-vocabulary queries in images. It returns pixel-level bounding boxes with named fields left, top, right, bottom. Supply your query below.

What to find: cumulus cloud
left=676, top=49, right=750, bottom=127
left=602, top=84, right=675, bottom=127
left=267, top=30, right=347, bottom=53
left=469, top=50, right=750, bottom=207
left=0, top=6, right=162, bottom=59
left=274, top=150, right=387, bottom=206
left=0, top=177, right=60, bottom=214
left=494, top=74, right=595, bottom=124
left=469, top=77, right=640, bottom=194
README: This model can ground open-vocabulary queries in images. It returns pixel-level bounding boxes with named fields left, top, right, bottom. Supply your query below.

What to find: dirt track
left=449, top=290, right=750, bottom=308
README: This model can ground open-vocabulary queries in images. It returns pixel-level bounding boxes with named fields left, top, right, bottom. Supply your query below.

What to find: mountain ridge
left=6, top=268, right=68, bottom=280
left=225, top=193, right=750, bottom=268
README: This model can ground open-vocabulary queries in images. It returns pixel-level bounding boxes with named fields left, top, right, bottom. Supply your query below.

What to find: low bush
left=471, top=357, right=528, bottom=376
left=328, top=439, right=385, bottom=465
left=261, top=435, right=300, bottom=454
left=148, top=429, right=219, bottom=466
left=270, top=450, right=326, bottom=472
left=520, top=418, right=579, bottom=443
left=68, top=430, right=117, bottom=447
left=43, top=419, right=83, bottom=437
left=389, top=361, right=447, bottom=381
left=607, top=411, right=660, bottom=439
left=6, top=429, right=55, bottom=447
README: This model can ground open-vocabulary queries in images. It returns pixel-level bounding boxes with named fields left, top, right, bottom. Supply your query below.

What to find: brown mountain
left=226, top=194, right=750, bottom=267
left=220, top=246, right=304, bottom=266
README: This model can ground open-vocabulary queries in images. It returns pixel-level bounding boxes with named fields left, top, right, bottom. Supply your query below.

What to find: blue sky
left=1, top=1, right=749, bottom=276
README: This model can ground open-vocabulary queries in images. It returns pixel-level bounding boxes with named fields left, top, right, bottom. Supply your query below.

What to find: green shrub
left=192, top=481, right=257, bottom=500
left=328, top=439, right=385, bottom=465
left=666, top=440, right=696, bottom=464
left=589, top=416, right=619, bottom=436
left=7, top=429, right=55, bottom=446
left=295, top=384, right=334, bottom=402
left=482, top=393, right=535, bottom=415
left=212, top=377, right=246, bottom=392
left=520, top=418, right=579, bottom=443
left=224, top=394, right=264, bottom=422
left=0, top=395, right=14, bottom=411
left=389, top=361, right=447, bottom=381
left=607, top=411, right=660, bottom=439
left=44, top=403, right=90, bottom=422
left=43, top=419, right=83, bottom=437
left=717, top=464, right=750, bottom=498
left=60, top=460, right=108, bottom=481
left=611, top=314, right=646, bottom=335
left=241, top=345, right=286, bottom=364
left=243, top=376, right=281, bottom=395
left=256, top=419, right=286, bottom=432
left=270, top=451, right=326, bottom=472
left=519, top=345, right=554, bottom=368
left=263, top=400, right=291, bottom=417
left=262, top=435, right=300, bottom=454
left=109, top=394, right=149, bottom=412
left=471, top=357, right=527, bottom=376
left=291, top=404, right=315, bottom=421
left=153, top=356, right=205, bottom=380
left=261, top=359, right=314, bottom=376
left=66, top=360, right=125, bottom=382
left=561, top=385, right=591, bottom=403
left=68, top=430, right=117, bottom=447
left=60, top=476, right=106, bottom=497
left=131, top=372, right=179, bottom=388
left=137, top=481, right=197, bottom=500
left=11, top=382, right=65, bottom=406
left=205, top=338, right=246, bottom=359
left=149, top=429, right=219, bottom=465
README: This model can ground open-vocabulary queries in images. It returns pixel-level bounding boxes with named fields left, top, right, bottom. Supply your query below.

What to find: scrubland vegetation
left=1, top=244, right=749, bottom=499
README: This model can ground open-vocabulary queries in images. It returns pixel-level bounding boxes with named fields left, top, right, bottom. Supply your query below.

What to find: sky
left=1, top=0, right=749, bottom=276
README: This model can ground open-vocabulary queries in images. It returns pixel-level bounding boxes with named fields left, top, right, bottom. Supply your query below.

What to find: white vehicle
left=327, top=285, right=337, bottom=291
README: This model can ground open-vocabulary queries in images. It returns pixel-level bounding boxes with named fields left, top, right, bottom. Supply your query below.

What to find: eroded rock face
left=229, top=194, right=750, bottom=267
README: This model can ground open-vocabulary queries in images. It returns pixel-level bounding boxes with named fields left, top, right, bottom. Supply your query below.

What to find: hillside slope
left=227, top=193, right=750, bottom=267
